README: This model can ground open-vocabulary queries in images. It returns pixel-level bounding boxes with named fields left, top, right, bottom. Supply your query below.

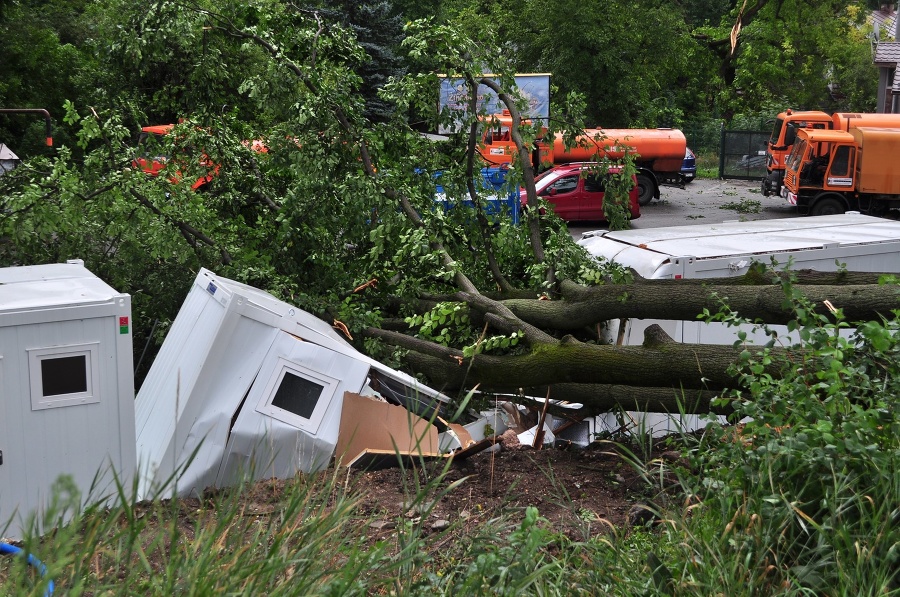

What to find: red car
left=520, top=163, right=640, bottom=222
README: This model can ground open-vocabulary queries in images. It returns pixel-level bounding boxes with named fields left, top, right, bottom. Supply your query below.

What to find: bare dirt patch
left=350, top=445, right=645, bottom=542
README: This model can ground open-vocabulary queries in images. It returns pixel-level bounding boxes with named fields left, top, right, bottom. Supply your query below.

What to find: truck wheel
left=810, top=196, right=846, bottom=216
left=636, top=174, right=655, bottom=206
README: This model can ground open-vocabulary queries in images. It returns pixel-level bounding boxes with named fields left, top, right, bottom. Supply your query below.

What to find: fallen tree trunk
left=460, top=383, right=727, bottom=417
left=501, top=280, right=899, bottom=331
left=373, top=327, right=786, bottom=394
left=365, top=272, right=899, bottom=415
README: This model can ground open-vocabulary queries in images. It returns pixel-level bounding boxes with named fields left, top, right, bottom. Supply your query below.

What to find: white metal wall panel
left=135, top=282, right=232, bottom=441
left=580, top=214, right=900, bottom=280
left=0, top=263, right=133, bottom=538
left=136, top=268, right=451, bottom=499
left=583, top=215, right=900, bottom=438
left=137, top=313, right=278, bottom=499
left=202, top=269, right=450, bottom=407
left=216, top=331, right=370, bottom=490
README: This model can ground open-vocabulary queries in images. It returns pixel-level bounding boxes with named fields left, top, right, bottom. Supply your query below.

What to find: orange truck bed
left=853, top=127, right=900, bottom=195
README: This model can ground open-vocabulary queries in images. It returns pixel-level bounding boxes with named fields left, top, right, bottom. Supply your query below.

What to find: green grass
left=3, top=427, right=899, bottom=595
left=694, top=152, right=720, bottom=179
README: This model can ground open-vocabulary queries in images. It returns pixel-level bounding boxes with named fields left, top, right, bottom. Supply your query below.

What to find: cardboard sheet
left=336, top=392, right=441, bottom=467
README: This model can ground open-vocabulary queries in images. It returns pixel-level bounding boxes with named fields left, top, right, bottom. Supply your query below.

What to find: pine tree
left=325, top=0, right=406, bottom=123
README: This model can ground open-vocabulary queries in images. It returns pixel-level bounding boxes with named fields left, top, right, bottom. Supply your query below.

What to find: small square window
left=255, top=359, right=338, bottom=433
left=29, top=343, right=100, bottom=410
left=42, top=355, right=88, bottom=396
left=271, top=372, right=323, bottom=419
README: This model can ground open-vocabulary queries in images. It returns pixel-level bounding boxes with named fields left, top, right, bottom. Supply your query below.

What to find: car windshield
left=787, top=138, right=807, bottom=171
left=769, top=118, right=784, bottom=146
left=534, top=170, right=565, bottom=193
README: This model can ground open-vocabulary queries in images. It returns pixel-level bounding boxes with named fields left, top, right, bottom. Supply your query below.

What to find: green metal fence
left=718, top=128, right=769, bottom=181
left=681, top=120, right=771, bottom=181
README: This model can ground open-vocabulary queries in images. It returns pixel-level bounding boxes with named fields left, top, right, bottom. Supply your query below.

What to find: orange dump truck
left=762, top=110, right=900, bottom=197
left=783, top=127, right=900, bottom=216
left=479, top=111, right=687, bottom=206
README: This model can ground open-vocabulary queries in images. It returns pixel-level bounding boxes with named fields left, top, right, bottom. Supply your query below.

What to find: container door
left=0, top=354, right=23, bottom=536
left=823, top=144, right=855, bottom=190
left=0, top=355, right=9, bottom=530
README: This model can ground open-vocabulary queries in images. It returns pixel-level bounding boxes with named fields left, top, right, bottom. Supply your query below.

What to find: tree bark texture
left=503, top=282, right=899, bottom=332
left=403, top=334, right=777, bottom=394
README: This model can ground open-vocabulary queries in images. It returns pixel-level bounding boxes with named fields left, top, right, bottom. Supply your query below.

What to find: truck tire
left=636, top=174, right=656, bottom=206
left=810, top=195, right=846, bottom=216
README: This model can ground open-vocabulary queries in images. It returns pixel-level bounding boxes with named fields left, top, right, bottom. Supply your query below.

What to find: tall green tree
left=323, top=0, right=406, bottom=123
left=0, top=0, right=91, bottom=153
left=510, top=0, right=699, bottom=128
left=691, top=0, right=879, bottom=116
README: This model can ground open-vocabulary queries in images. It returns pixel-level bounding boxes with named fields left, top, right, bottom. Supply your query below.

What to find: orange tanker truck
left=479, top=110, right=687, bottom=206
left=782, top=126, right=900, bottom=216
left=762, top=109, right=900, bottom=197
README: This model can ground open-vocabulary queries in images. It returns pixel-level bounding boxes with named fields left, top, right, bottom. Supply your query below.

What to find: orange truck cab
left=762, top=109, right=900, bottom=197
left=479, top=111, right=687, bottom=207
left=783, top=127, right=900, bottom=216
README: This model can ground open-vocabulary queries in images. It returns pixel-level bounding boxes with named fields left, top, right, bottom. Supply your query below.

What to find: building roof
left=875, top=41, right=900, bottom=65
left=872, top=8, right=897, bottom=39
left=873, top=40, right=900, bottom=95
left=0, top=143, right=18, bottom=160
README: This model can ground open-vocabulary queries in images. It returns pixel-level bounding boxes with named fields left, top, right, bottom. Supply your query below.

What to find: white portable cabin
left=0, top=260, right=135, bottom=537
left=577, top=214, right=900, bottom=435
left=0, top=143, right=19, bottom=174
left=135, top=269, right=450, bottom=499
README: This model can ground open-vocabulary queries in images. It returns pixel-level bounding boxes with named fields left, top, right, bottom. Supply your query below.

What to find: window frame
left=28, top=342, right=101, bottom=410
left=254, top=358, right=339, bottom=433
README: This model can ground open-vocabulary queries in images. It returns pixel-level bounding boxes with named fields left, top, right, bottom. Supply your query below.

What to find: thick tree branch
left=205, top=8, right=483, bottom=295
left=477, top=77, right=550, bottom=284
left=512, top=383, right=730, bottom=417
left=456, top=290, right=556, bottom=345
left=401, top=334, right=778, bottom=393
left=129, top=188, right=232, bottom=264
left=464, top=73, right=513, bottom=293
left=501, top=281, right=899, bottom=331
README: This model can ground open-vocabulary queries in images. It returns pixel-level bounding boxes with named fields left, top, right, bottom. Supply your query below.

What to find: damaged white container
left=578, top=214, right=900, bottom=437
left=0, top=260, right=135, bottom=537
left=134, top=269, right=450, bottom=499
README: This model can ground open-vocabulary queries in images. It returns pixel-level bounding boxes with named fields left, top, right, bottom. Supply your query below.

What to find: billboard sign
left=438, top=74, right=550, bottom=133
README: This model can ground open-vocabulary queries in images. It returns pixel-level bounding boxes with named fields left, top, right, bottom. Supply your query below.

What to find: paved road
left=568, top=177, right=799, bottom=237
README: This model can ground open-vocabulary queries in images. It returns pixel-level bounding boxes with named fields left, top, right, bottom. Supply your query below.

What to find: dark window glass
left=271, top=372, right=323, bottom=419
left=831, top=146, right=851, bottom=176
left=548, top=175, right=578, bottom=194
left=584, top=175, right=606, bottom=193
left=769, top=119, right=784, bottom=145
left=42, top=355, right=87, bottom=396
left=785, top=124, right=798, bottom=146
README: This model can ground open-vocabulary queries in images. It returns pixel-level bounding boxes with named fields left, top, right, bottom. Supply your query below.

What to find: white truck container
left=0, top=260, right=135, bottom=538
left=577, top=213, right=900, bottom=435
